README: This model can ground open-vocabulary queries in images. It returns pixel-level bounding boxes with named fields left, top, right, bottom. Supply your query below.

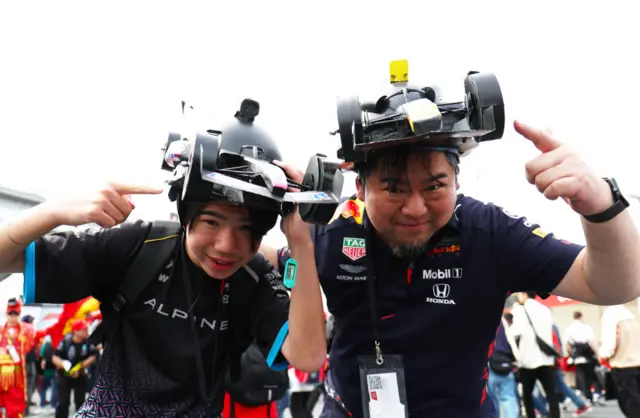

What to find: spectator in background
left=511, top=292, right=560, bottom=418
left=600, top=304, right=640, bottom=417
left=39, top=334, right=58, bottom=411
left=21, top=314, right=38, bottom=415
left=533, top=323, right=592, bottom=417
left=487, top=314, right=520, bottom=418
left=52, top=320, right=99, bottom=418
left=565, top=311, right=604, bottom=405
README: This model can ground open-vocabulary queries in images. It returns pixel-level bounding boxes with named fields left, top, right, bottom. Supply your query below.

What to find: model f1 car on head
left=334, top=59, right=505, bottom=165
left=161, top=98, right=345, bottom=225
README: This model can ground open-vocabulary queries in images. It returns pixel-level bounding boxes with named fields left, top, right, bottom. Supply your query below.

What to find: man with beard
left=261, top=64, right=640, bottom=418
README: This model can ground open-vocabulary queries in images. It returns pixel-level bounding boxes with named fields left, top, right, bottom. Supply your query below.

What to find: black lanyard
left=363, top=221, right=386, bottom=366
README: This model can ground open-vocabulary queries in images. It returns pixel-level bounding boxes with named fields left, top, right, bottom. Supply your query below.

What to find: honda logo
left=433, top=283, right=451, bottom=299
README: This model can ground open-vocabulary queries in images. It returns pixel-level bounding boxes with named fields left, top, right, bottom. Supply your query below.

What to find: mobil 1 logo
left=422, top=268, right=463, bottom=280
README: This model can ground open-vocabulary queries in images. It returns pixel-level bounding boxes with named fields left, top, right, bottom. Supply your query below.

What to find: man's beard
left=391, top=241, right=429, bottom=258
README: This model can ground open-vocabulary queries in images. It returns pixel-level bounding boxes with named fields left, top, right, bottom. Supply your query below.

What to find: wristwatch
left=583, top=177, right=630, bottom=223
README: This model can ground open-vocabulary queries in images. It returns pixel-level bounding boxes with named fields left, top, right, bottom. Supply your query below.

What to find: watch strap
left=583, top=178, right=629, bottom=223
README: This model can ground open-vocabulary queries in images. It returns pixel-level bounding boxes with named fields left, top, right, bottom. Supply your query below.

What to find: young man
left=0, top=108, right=327, bottom=416
left=264, top=116, right=640, bottom=417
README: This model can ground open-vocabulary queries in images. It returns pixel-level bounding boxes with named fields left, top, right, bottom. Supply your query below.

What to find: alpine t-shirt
left=23, top=220, right=290, bottom=417
left=278, top=194, right=584, bottom=418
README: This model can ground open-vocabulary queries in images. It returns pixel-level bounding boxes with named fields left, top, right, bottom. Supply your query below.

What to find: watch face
left=605, top=177, right=629, bottom=207
left=604, top=177, right=619, bottom=195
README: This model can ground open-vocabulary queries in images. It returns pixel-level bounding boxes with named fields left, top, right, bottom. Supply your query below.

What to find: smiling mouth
left=398, top=222, right=428, bottom=228
left=208, top=256, right=236, bottom=267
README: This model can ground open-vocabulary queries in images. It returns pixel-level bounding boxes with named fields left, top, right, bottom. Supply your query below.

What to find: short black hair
left=355, top=146, right=460, bottom=184
left=526, top=291, right=537, bottom=299
left=573, top=311, right=583, bottom=320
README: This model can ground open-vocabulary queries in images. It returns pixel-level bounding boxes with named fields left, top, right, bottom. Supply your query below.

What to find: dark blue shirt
left=494, top=323, right=512, bottom=357
left=278, top=194, right=583, bottom=418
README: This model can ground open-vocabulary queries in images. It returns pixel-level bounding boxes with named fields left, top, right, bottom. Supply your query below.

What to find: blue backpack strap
left=88, top=220, right=181, bottom=345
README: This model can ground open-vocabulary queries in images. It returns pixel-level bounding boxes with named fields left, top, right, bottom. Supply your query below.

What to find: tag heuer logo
left=342, top=237, right=366, bottom=261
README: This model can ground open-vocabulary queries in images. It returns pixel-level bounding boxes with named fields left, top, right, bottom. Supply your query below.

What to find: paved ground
left=25, top=404, right=627, bottom=417
left=22, top=396, right=626, bottom=417
left=564, top=401, right=625, bottom=418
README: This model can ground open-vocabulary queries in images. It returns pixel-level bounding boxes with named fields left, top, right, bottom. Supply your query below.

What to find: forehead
left=199, top=201, right=250, bottom=220
left=371, top=151, right=453, bottom=180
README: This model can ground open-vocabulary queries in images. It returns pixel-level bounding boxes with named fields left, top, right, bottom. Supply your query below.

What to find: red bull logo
left=330, top=198, right=365, bottom=225
left=426, top=244, right=461, bottom=256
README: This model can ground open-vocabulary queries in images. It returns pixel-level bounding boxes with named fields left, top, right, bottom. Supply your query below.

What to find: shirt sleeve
left=599, top=309, right=618, bottom=359
left=490, top=204, right=585, bottom=297
left=24, top=220, right=150, bottom=305
left=54, top=340, right=66, bottom=358
left=87, top=344, right=100, bottom=358
left=509, top=305, right=525, bottom=339
left=247, top=253, right=291, bottom=371
left=586, top=325, right=596, bottom=342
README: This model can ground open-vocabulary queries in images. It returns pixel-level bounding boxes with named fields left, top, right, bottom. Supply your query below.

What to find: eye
left=426, top=182, right=446, bottom=191
left=203, top=219, right=219, bottom=227
left=383, top=184, right=406, bottom=194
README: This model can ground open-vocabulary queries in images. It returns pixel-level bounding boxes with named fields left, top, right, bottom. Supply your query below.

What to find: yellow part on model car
left=389, top=59, right=409, bottom=83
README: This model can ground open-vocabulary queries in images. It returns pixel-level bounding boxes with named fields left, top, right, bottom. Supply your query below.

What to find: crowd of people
left=489, top=297, right=640, bottom=417
left=0, top=297, right=102, bottom=418
left=0, top=60, right=639, bottom=418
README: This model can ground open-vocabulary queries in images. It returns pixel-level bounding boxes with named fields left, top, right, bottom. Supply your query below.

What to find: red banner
left=536, top=295, right=582, bottom=308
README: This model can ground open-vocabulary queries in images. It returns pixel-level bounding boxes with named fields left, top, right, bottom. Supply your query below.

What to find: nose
left=402, top=192, right=428, bottom=218
left=214, top=227, right=239, bottom=254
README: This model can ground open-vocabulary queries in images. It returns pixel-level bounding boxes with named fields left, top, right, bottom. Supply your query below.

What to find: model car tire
left=182, top=132, right=220, bottom=203
left=336, top=96, right=365, bottom=162
left=299, top=154, right=344, bottom=225
left=464, top=72, right=505, bottom=141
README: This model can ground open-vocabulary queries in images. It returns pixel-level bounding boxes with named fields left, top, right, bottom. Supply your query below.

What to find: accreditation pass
left=366, top=372, right=406, bottom=418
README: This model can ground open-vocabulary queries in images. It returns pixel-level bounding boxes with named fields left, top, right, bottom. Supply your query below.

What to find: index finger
left=514, top=120, right=563, bottom=153
left=109, top=182, right=164, bottom=195
left=273, top=160, right=304, bottom=184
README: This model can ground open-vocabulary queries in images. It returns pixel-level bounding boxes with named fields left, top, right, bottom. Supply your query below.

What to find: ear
left=253, top=237, right=263, bottom=253
left=456, top=179, right=460, bottom=190
left=356, top=176, right=365, bottom=201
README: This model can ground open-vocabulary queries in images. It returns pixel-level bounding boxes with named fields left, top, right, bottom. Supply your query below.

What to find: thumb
left=514, top=120, right=563, bottom=153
